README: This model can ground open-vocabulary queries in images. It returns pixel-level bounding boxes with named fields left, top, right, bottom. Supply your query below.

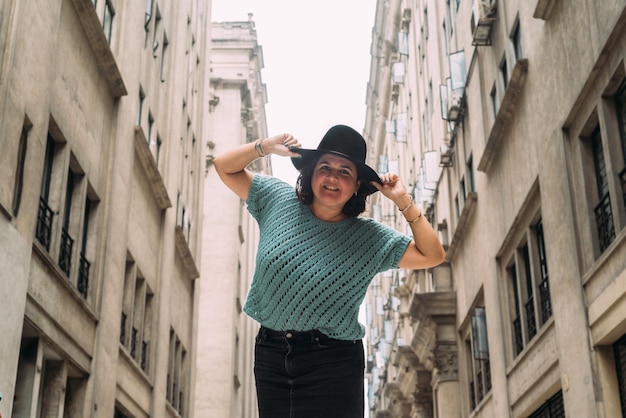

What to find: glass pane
left=449, top=50, right=466, bottom=91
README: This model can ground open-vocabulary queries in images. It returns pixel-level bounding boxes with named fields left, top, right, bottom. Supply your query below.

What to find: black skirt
left=254, top=326, right=365, bottom=418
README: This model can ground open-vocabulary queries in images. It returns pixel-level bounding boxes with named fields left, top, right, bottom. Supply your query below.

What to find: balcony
left=175, top=226, right=200, bottom=280
left=70, top=0, right=127, bottom=97
left=534, top=0, right=558, bottom=20
left=133, top=126, right=172, bottom=210
left=472, top=0, right=497, bottom=46
left=477, top=59, right=529, bottom=172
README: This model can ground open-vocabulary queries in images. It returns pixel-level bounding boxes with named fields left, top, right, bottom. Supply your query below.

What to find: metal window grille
left=141, top=341, right=149, bottom=372
left=131, top=327, right=138, bottom=358
left=120, top=312, right=127, bottom=345
left=525, top=295, right=537, bottom=340
left=513, top=316, right=523, bottom=356
left=539, top=278, right=552, bottom=323
left=594, top=193, right=615, bottom=251
left=614, top=334, right=626, bottom=416
left=529, top=390, right=565, bottom=418
left=58, top=228, right=74, bottom=275
left=78, top=253, right=90, bottom=299
left=36, top=197, right=54, bottom=251
left=619, top=168, right=626, bottom=211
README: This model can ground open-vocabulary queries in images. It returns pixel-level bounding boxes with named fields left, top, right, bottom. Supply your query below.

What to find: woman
left=214, top=124, right=445, bottom=418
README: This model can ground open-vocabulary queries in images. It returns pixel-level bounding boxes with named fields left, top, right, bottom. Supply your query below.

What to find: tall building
left=364, top=0, right=626, bottom=417
left=195, top=15, right=269, bottom=418
left=0, top=1, right=210, bottom=417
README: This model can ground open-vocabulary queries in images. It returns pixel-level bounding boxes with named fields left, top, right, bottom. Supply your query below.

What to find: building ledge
left=133, top=127, right=172, bottom=210
left=446, top=192, right=478, bottom=261
left=477, top=59, right=529, bottom=172
left=534, top=0, right=557, bottom=20
left=70, top=0, right=127, bottom=98
left=408, top=291, right=457, bottom=371
left=175, top=226, right=200, bottom=280
left=410, top=291, right=457, bottom=319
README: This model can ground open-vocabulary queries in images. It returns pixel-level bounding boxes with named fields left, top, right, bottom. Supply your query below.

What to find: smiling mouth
left=323, top=185, right=340, bottom=191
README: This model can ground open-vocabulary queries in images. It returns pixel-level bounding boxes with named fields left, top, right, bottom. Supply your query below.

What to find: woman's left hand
left=371, top=173, right=410, bottom=206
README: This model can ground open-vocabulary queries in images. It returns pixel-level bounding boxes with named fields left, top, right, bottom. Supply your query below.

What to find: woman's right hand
left=263, top=133, right=302, bottom=157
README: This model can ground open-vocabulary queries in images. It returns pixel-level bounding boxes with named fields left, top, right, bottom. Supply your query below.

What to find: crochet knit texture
left=244, top=175, right=411, bottom=340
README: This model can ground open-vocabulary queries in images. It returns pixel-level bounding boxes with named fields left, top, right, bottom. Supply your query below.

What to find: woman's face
left=311, top=153, right=361, bottom=208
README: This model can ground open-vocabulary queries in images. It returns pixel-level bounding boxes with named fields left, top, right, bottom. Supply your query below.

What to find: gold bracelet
left=407, top=211, right=422, bottom=225
left=398, top=194, right=413, bottom=213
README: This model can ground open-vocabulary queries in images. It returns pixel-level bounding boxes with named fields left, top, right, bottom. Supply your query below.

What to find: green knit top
left=244, top=174, right=411, bottom=340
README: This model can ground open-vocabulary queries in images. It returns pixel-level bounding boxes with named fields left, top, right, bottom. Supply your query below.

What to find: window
left=614, top=334, right=626, bottom=416
left=500, top=55, right=508, bottom=89
left=120, top=261, right=153, bottom=374
left=136, top=88, right=145, bottom=127
left=572, top=76, right=626, bottom=262
left=505, top=217, right=552, bottom=358
left=160, top=32, right=169, bottom=82
left=58, top=169, right=76, bottom=276
left=589, top=126, right=616, bottom=252
left=614, top=80, right=626, bottom=216
left=103, top=0, right=115, bottom=44
left=14, top=328, right=88, bottom=417
left=144, top=0, right=154, bottom=28
left=36, top=134, right=58, bottom=252
left=12, top=117, right=31, bottom=216
left=167, top=328, right=187, bottom=415
left=511, top=20, right=523, bottom=60
left=466, top=155, right=475, bottom=193
left=490, top=83, right=498, bottom=117
left=466, top=306, right=492, bottom=410
left=528, top=390, right=565, bottom=418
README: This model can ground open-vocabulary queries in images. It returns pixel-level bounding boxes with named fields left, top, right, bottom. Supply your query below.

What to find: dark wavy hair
left=294, top=158, right=369, bottom=217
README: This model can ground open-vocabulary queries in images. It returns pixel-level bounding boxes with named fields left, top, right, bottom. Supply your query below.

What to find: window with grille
left=497, top=182, right=552, bottom=360
left=615, top=80, right=626, bottom=218
left=614, top=334, right=626, bottom=416
left=120, top=261, right=153, bottom=374
left=528, top=390, right=565, bottom=418
left=575, top=77, right=626, bottom=260
left=466, top=305, right=492, bottom=411
left=167, top=328, right=187, bottom=415
left=505, top=217, right=552, bottom=358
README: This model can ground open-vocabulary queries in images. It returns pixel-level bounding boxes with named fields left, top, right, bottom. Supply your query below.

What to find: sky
left=211, top=0, right=377, bottom=185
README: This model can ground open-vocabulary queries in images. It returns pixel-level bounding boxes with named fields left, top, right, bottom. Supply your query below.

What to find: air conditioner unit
left=479, top=0, right=497, bottom=19
left=447, top=90, right=462, bottom=121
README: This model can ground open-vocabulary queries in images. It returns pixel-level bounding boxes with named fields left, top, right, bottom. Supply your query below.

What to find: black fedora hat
left=291, top=125, right=382, bottom=195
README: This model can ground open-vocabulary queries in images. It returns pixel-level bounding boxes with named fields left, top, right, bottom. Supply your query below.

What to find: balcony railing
left=78, top=253, right=90, bottom=299
left=594, top=193, right=615, bottom=252
left=36, top=197, right=54, bottom=251
left=513, top=316, right=523, bottom=356
left=141, top=341, right=149, bottom=372
left=525, top=296, right=537, bottom=340
left=539, top=277, right=552, bottom=323
left=130, top=327, right=138, bottom=358
left=619, top=167, right=626, bottom=211
left=120, top=312, right=127, bottom=345
left=58, top=228, right=74, bottom=275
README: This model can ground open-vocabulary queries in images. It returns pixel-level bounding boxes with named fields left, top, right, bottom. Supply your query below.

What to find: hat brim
left=291, top=148, right=382, bottom=195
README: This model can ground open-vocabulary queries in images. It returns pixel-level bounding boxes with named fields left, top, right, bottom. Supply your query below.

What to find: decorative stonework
left=433, top=343, right=458, bottom=382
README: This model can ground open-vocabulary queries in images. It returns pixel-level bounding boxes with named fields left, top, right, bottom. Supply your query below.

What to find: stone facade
left=0, top=0, right=209, bottom=417
left=364, top=0, right=626, bottom=417
left=194, top=16, right=269, bottom=418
